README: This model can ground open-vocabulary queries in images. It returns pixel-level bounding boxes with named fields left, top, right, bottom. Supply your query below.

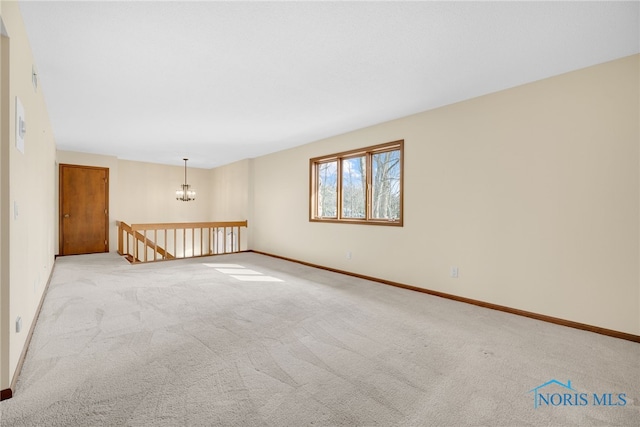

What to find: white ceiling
left=18, top=1, right=640, bottom=169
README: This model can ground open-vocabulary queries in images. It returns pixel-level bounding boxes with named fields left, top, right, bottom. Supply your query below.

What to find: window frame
left=309, top=140, right=404, bottom=226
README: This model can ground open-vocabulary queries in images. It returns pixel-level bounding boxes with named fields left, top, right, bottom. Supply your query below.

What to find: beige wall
left=209, top=158, right=253, bottom=250
left=117, top=159, right=211, bottom=224
left=0, top=1, right=57, bottom=390
left=209, top=158, right=252, bottom=221
left=0, top=1, right=7, bottom=392
left=251, top=55, right=640, bottom=335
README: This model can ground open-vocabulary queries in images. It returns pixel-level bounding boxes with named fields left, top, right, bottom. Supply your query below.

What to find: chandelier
left=176, top=158, right=196, bottom=201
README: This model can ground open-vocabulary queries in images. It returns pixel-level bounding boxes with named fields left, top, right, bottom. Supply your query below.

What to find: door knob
left=64, top=214, right=70, bottom=218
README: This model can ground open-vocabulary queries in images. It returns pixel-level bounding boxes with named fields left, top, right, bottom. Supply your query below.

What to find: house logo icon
left=529, top=379, right=577, bottom=409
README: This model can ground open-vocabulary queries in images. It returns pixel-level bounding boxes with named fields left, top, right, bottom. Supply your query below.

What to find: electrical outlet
left=16, top=317, right=22, bottom=333
left=450, top=267, right=459, bottom=278
left=346, top=251, right=352, bottom=260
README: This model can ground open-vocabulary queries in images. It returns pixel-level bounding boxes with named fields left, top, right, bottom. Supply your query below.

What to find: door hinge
left=105, top=209, right=108, bottom=214
left=105, top=240, right=107, bottom=245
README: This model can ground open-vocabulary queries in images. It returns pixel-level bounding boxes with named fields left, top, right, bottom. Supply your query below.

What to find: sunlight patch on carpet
left=202, top=263, right=244, bottom=268
left=215, top=268, right=262, bottom=275
left=229, top=275, right=283, bottom=282
left=203, top=262, right=284, bottom=282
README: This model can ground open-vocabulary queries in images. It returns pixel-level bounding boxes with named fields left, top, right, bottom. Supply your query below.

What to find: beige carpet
left=0, top=252, right=638, bottom=426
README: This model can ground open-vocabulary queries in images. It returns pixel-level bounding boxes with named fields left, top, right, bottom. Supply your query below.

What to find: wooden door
left=59, top=164, right=109, bottom=255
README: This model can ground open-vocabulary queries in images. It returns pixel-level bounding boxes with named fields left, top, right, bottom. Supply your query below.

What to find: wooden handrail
left=117, top=220, right=248, bottom=264
left=130, top=220, right=247, bottom=231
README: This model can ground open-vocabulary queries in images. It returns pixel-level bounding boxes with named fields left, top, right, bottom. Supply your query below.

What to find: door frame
left=58, top=164, right=109, bottom=255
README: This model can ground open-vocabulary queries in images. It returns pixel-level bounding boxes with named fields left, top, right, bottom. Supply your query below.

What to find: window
left=310, top=140, right=403, bottom=226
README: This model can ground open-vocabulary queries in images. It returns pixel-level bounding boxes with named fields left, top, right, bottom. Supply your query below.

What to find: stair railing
left=117, top=220, right=248, bottom=264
